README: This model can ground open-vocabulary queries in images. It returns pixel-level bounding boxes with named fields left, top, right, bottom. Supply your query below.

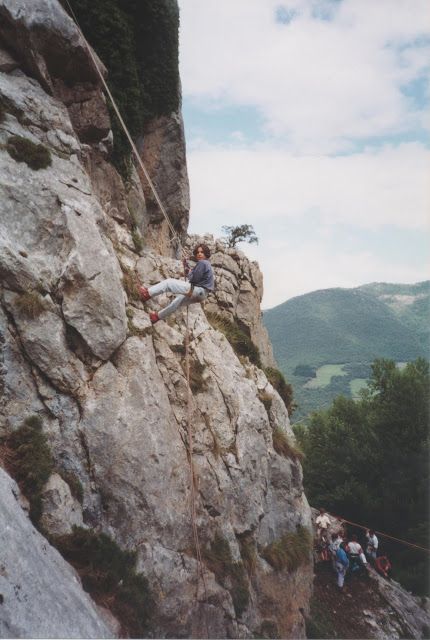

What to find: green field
left=349, top=378, right=368, bottom=398
left=304, top=364, right=346, bottom=389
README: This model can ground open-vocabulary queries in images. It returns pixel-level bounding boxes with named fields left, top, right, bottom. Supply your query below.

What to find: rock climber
left=139, top=243, right=215, bottom=324
left=315, top=508, right=331, bottom=541
left=365, top=529, right=379, bottom=561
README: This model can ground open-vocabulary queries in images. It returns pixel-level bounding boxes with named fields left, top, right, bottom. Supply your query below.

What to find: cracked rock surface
left=0, top=1, right=312, bottom=637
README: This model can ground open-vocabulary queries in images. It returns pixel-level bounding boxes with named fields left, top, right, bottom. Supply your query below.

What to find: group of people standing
left=315, top=508, right=391, bottom=590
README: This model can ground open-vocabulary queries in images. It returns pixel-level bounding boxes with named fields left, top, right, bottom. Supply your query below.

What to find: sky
left=177, top=0, right=430, bottom=309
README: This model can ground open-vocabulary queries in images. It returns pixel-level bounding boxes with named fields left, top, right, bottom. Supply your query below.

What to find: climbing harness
left=64, top=2, right=209, bottom=632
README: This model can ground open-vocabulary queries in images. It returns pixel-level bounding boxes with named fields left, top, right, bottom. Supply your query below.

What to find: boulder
left=0, top=467, right=115, bottom=638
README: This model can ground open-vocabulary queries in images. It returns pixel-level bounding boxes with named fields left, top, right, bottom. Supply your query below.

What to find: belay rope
left=64, top=2, right=209, bottom=633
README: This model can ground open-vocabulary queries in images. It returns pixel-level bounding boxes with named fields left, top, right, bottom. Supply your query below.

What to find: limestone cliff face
left=0, top=2, right=312, bottom=638
left=187, top=234, right=276, bottom=369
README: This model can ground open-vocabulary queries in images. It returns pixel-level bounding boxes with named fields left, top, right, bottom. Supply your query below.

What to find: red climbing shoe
left=149, top=312, right=160, bottom=324
left=139, top=286, right=151, bottom=301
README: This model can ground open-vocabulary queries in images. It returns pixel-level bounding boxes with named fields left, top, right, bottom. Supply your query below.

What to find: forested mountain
left=264, top=281, right=429, bottom=421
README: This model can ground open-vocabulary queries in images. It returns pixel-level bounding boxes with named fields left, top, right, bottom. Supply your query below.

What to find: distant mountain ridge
left=263, top=281, right=429, bottom=421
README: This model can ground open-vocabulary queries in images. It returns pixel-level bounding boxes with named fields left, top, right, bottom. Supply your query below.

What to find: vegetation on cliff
left=2, top=415, right=54, bottom=524
left=295, top=358, right=429, bottom=596
left=64, top=0, right=180, bottom=175
left=53, top=527, right=153, bottom=637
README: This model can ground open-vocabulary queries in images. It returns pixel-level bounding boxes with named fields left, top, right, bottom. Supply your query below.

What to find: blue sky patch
left=183, top=100, right=267, bottom=145
left=401, top=76, right=430, bottom=111
left=275, top=6, right=298, bottom=25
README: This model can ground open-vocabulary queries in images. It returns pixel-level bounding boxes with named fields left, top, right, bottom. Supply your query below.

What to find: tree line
left=294, top=358, right=429, bottom=595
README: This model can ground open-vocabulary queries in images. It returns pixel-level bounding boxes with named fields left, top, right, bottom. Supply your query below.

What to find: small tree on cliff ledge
left=221, top=224, right=258, bottom=248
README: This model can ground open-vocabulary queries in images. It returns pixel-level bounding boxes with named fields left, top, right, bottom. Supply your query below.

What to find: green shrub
left=261, top=526, right=312, bottom=572
left=272, top=427, right=304, bottom=462
left=15, top=291, right=46, bottom=319
left=6, top=415, right=54, bottom=523
left=204, top=533, right=250, bottom=617
left=264, top=367, right=295, bottom=415
left=53, top=526, right=153, bottom=637
left=7, top=135, right=52, bottom=170
left=206, top=312, right=262, bottom=367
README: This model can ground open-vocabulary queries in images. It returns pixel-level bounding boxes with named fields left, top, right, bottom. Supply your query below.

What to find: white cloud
left=179, top=0, right=430, bottom=152
left=257, top=239, right=430, bottom=308
left=179, top=1, right=430, bottom=307
left=187, top=142, right=430, bottom=231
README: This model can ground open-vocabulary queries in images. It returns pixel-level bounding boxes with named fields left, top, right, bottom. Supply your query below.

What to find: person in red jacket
left=375, top=556, right=392, bottom=579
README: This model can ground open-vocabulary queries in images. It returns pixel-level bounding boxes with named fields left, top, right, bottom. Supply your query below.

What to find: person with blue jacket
left=335, top=542, right=350, bottom=590
left=139, top=244, right=215, bottom=324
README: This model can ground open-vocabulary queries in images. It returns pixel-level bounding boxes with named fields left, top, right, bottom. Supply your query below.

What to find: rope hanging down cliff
left=63, top=2, right=209, bottom=632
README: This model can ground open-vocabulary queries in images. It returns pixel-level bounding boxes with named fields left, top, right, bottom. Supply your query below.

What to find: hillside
left=264, top=282, right=429, bottom=421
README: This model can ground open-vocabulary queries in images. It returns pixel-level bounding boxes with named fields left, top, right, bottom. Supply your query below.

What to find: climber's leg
left=157, top=286, right=208, bottom=321
left=149, top=278, right=191, bottom=298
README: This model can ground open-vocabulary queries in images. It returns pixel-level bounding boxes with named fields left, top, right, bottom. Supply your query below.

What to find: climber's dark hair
left=193, top=244, right=211, bottom=259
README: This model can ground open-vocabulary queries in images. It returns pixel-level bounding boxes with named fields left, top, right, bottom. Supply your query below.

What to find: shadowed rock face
left=0, top=1, right=313, bottom=637
left=137, top=111, right=190, bottom=253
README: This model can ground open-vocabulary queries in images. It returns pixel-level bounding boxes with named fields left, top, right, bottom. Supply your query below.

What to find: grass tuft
left=121, top=266, right=141, bottom=302
left=206, top=312, right=262, bottom=367
left=262, top=526, right=312, bottom=572
left=264, top=367, right=295, bottom=415
left=258, top=390, right=273, bottom=412
left=15, top=291, right=46, bottom=319
left=272, top=427, right=304, bottom=462
left=239, top=536, right=257, bottom=576
left=5, top=415, right=54, bottom=524
left=204, top=533, right=250, bottom=617
left=53, top=526, right=153, bottom=637
left=7, top=135, right=52, bottom=170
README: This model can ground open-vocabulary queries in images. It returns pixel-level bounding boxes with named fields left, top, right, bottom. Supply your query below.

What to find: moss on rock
left=262, top=526, right=312, bottom=572
left=204, top=532, right=250, bottom=617
left=7, top=135, right=52, bottom=170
